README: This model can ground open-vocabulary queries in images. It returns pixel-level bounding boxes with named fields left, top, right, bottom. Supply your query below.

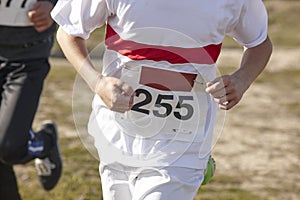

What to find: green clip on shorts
left=202, top=156, right=216, bottom=185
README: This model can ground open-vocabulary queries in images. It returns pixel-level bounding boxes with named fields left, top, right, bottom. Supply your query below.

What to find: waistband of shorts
left=0, top=37, right=51, bottom=49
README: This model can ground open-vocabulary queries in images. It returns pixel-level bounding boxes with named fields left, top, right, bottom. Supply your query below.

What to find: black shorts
left=0, top=59, right=50, bottom=164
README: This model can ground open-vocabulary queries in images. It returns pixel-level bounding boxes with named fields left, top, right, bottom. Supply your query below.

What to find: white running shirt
left=52, top=0, right=268, bottom=169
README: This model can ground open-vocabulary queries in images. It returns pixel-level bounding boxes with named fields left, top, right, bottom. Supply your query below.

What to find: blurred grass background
left=15, top=1, right=300, bottom=200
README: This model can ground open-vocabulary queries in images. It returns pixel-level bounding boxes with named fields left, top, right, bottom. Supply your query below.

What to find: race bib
left=0, top=0, right=37, bottom=26
left=114, top=65, right=209, bottom=142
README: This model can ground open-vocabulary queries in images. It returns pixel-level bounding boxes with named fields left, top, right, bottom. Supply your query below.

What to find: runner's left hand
left=28, top=2, right=54, bottom=32
left=205, top=74, right=247, bottom=110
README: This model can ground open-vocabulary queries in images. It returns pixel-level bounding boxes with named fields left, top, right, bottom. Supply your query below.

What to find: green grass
left=197, top=188, right=266, bottom=200
left=197, top=173, right=267, bottom=200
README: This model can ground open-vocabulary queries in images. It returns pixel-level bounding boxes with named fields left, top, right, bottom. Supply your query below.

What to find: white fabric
left=100, top=163, right=204, bottom=200
left=52, top=0, right=268, bottom=168
left=114, top=65, right=207, bottom=141
left=0, top=0, right=37, bottom=26
left=88, top=66, right=213, bottom=169
left=51, top=0, right=110, bottom=39
left=52, top=0, right=268, bottom=47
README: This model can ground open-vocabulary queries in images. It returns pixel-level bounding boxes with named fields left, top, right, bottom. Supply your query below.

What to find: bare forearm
left=56, top=27, right=134, bottom=112
left=56, top=27, right=100, bottom=91
left=233, top=36, right=273, bottom=92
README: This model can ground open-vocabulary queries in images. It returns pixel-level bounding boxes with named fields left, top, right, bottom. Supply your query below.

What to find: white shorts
left=100, top=163, right=204, bottom=200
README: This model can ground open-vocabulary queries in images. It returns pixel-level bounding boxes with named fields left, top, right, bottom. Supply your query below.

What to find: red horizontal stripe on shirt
left=105, top=25, right=222, bottom=64
left=139, top=66, right=197, bottom=92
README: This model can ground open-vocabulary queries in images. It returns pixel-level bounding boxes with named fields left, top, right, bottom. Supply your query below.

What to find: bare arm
left=56, top=27, right=134, bottom=112
left=206, top=36, right=273, bottom=110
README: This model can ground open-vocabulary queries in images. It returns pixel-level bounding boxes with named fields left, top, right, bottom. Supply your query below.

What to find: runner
left=52, top=0, right=272, bottom=199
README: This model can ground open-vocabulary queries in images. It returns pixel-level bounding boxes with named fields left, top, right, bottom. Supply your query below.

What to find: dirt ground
left=212, top=47, right=300, bottom=200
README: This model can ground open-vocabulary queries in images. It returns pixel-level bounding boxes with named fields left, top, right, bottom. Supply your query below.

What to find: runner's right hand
left=95, top=76, right=134, bottom=113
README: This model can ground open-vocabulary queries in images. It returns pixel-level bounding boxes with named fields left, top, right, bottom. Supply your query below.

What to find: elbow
left=261, top=36, right=273, bottom=69
left=265, top=35, right=273, bottom=56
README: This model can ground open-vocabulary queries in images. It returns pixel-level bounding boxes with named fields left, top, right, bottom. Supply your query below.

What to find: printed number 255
left=131, top=89, right=194, bottom=121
